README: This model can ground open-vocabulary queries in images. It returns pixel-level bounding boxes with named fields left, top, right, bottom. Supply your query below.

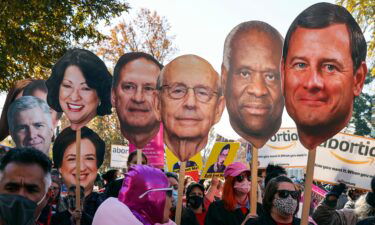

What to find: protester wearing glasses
left=93, top=165, right=176, bottom=225
left=244, top=176, right=301, bottom=225
left=205, top=162, right=263, bottom=225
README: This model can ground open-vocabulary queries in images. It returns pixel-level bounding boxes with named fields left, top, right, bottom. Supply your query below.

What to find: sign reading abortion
left=111, top=145, right=129, bottom=168
left=314, top=133, right=375, bottom=190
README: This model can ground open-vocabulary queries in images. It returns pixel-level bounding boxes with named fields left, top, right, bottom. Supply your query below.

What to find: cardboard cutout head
left=46, top=48, right=112, bottom=130
left=222, top=21, right=284, bottom=148
left=7, top=96, right=53, bottom=155
left=111, top=52, right=163, bottom=148
left=53, top=126, right=105, bottom=196
left=156, top=55, right=225, bottom=161
left=281, top=3, right=367, bottom=149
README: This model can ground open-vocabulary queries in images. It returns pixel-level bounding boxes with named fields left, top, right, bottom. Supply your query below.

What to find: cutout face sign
left=46, top=48, right=112, bottom=130
left=281, top=3, right=367, bottom=149
left=112, top=53, right=163, bottom=148
left=222, top=21, right=284, bottom=148
left=53, top=126, right=105, bottom=196
left=156, top=55, right=225, bottom=162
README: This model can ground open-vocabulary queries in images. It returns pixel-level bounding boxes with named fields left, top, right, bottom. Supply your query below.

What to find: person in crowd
left=166, top=172, right=179, bottom=207
left=0, top=148, right=52, bottom=223
left=205, top=177, right=223, bottom=202
left=51, top=185, right=85, bottom=225
left=52, top=126, right=106, bottom=225
left=312, top=177, right=375, bottom=225
left=104, top=151, right=148, bottom=198
left=46, top=48, right=112, bottom=131
left=111, top=52, right=163, bottom=148
left=0, top=79, right=33, bottom=142
left=93, top=165, right=176, bottom=225
left=37, top=172, right=62, bottom=225
left=23, top=80, right=63, bottom=129
left=207, top=144, right=230, bottom=173
left=7, top=96, right=54, bottom=155
left=205, top=162, right=263, bottom=225
left=102, top=169, right=119, bottom=189
left=345, top=189, right=362, bottom=209
left=244, top=176, right=302, bottom=225
left=182, top=182, right=212, bottom=225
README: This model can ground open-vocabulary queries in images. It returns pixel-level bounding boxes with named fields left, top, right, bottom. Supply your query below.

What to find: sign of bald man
left=156, top=55, right=225, bottom=162
left=281, top=3, right=367, bottom=149
left=222, top=21, right=284, bottom=148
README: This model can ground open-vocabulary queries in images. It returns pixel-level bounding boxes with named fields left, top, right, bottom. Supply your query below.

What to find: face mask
left=234, top=179, right=250, bottom=194
left=37, top=193, right=47, bottom=206
left=0, top=194, right=36, bottom=225
left=188, top=196, right=204, bottom=209
left=273, top=195, right=298, bottom=216
left=172, top=190, right=178, bottom=207
left=324, top=198, right=338, bottom=208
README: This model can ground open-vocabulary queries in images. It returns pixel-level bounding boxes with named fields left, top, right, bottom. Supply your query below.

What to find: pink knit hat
left=224, top=162, right=250, bottom=178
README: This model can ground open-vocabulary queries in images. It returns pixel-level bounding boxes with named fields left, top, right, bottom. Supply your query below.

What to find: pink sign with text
left=129, top=124, right=164, bottom=168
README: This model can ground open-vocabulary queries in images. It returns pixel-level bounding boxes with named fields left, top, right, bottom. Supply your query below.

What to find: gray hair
left=222, top=20, right=284, bottom=70
left=354, top=193, right=375, bottom=220
left=7, top=96, right=53, bottom=134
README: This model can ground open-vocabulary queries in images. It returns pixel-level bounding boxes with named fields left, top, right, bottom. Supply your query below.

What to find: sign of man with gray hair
left=8, top=96, right=54, bottom=155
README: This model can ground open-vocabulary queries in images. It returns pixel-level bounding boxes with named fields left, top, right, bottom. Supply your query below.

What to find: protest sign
left=314, top=133, right=375, bottom=190
left=129, top=125, right=164, bottom=168
left=110, top=144, right=129, bottom=168
left=166, top=147, right=202, bottom=181
left=201, top=142, right=239, bottom=179
left=258, top=128, right=308, bottom=168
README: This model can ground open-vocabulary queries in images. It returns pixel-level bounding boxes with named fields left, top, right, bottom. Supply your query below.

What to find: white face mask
left=234, top=179, right=251, bottom=194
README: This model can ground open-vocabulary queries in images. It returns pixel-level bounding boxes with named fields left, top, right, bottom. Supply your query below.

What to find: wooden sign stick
left=75, top=128, right=81, bottom=225
left=136, top=149, right=142, bottom=165
left=175, top=161, right=186, bottom=225
left=301, top=148, right=317, bottom=225
left=250, top=147, right=258, bottom=215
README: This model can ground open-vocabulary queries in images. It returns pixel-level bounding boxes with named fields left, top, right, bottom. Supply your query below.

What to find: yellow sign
left=201, top=142, right=239, bottom=179
left=166, top=147, right=203, bottom=177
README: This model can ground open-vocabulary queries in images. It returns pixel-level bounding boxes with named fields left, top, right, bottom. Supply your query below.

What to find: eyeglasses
left=121, top=83, right=156, bottom=96
left=138, top=187, right=173, bottom=199
left=276, top=190, right=300, bottom=200
left=160, top=83, right=218, bottom=103
left=235, top=174, right=251, bottom=183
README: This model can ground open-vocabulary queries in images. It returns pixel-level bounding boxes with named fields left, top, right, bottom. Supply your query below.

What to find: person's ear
left=152, top=91, right=161, bottom=122
left=214, top=96, right=225, bottom=124
left=221, top=64, right=228, bottom=95
left=280, top=58, right=285, bottom=96
left=111, top=89, right=116, bottom=107
left=353, top=61, right=367, bottom=97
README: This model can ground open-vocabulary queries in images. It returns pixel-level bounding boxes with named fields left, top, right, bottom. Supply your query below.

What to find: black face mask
left=188, top=196, right=204, bottom=209
left=0, top=194, right=36, bottom=225
left=325, top=198, right=338, bottom=208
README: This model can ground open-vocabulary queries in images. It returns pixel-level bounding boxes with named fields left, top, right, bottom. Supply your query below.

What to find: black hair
left=46, top=48, right=112, bottom=116
left=23, top=79, right=63, bottom=119
left=264, top=164, right=287, bottom=188
left=263, top=175, right=300, bottom=215
left=52, top=126, right=105, bottom=168
left=127, top=151, right=148, bottom=166
left=165, top=172, right=178, bottom=182
left=0, top=148, right=52, bottom=175
left=102, top=169, right=119, bottom=183
left=283, top=2, right=366, bottom=72
left=186, top=182, right=206, bottom=210
left=112, top=52, right=163, bottom=89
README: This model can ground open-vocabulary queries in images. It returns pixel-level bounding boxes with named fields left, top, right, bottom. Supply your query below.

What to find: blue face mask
left=0, top=194, right=36, bottom=225
left=172, top=190, right=178, bottom=207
